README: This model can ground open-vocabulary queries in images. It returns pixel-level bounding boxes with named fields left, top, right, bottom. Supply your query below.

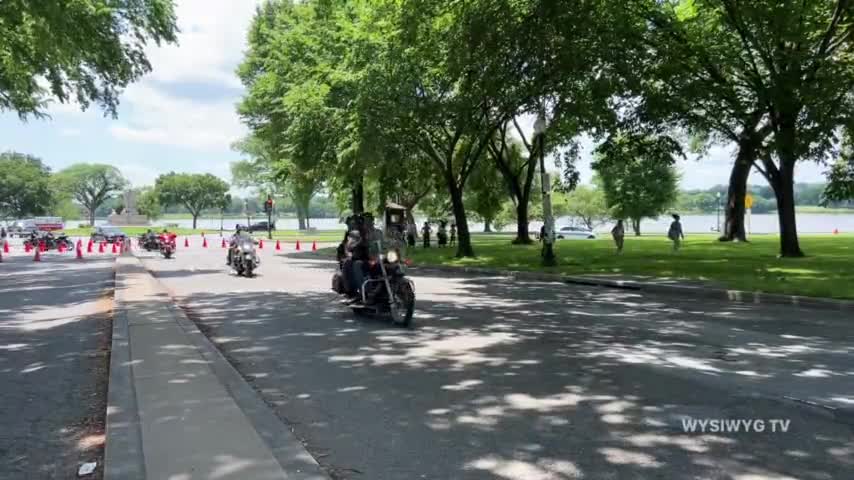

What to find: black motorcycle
left=333, top=241, right=415, bottom=327
left=139, top=234, right=161, bottom=252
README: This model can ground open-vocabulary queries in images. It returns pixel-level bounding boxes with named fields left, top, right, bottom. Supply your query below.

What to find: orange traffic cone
left=184, top=237, right=189, bottom=248
left=312, top=241, right=317, bottom=252
left=87, top=240, right=94, bottom=253
left=58, top=242, right=66, bottom=254
left=295, top=240, right=301, bottom=251
left=33, top=249, right=41, bottom=262
left=111, top=242, right=118, bottom=254
left=25, top=242, right=31, bottom=253
left=275, top=240, right=281, bottom=251
left=258, top=239, right=264, bottom=249
left=39, top=241, right=46, bottom=253
left=98, top=242, right=105, bottom=254
left=203, top=238, right=208, bottom=248
left=221, top=238, right=227, bottom=248
left=76, top=243, right=83, bottom=260
left=3, top=241, right=9, bottom=253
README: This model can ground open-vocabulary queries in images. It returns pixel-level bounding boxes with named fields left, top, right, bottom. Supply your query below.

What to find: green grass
left=793, top=206, right=854, bottom=214
left=402, top=233, right=854, bottom=300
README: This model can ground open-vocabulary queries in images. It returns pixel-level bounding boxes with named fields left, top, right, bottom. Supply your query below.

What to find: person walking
left=668, top=214, right=684, bottom=252
left=421, top=221, right=432, bottom=248
left=611, top=220, right=625, bottom=254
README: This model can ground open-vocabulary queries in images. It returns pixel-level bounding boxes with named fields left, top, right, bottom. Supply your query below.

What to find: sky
left=0, top=0, right=830, bottom=192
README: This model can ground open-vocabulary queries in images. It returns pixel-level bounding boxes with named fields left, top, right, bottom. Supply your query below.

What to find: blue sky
left=0, top=0, right=829, bottom=191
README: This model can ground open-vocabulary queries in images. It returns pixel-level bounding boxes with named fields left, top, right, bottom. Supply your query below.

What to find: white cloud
left=59, top=127, right=81, bottom=137
left=143, top=0, right=263, bottom=87
left=108, top=83, right=245, bottom=151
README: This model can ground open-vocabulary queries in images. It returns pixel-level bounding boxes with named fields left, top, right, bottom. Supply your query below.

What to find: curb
left=105, top=256, right=329, bottom=480
left=406, top=265, right=854, bottom=311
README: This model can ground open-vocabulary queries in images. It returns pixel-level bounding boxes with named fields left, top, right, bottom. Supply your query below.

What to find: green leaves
left=0, top=152, right=54, bottom=219
left=0, top=0, right=178, bottom=118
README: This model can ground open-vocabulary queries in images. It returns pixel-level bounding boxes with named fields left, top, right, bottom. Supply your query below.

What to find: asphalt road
left=139, top=237, right=854, bottom=480
left=0, top=242, right=115, bottom=479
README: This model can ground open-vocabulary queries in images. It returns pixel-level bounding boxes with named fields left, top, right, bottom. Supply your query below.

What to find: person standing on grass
left=611, top=220, right=625, bottom=254
left=668, top=214, right=684, bottom=251
left=421, top=221, right=432, bottom=248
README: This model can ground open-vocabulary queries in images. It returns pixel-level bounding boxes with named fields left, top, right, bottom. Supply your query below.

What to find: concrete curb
left=103, top=266, right=147, bottom=479
left=404, top=264, right=854, bottom=312
left=162, top=287, right=329, bottom=478
left=105, top=256, right=329, bottom=480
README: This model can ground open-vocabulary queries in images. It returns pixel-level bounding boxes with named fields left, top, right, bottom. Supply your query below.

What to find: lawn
left=402, top=233, right=854, bottom=300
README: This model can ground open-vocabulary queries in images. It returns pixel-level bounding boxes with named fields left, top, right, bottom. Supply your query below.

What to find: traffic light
left=264, top=196, right=273, bottom=214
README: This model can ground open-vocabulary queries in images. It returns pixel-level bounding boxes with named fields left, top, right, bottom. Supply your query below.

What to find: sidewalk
left=105, top=257, right=328, bottom=479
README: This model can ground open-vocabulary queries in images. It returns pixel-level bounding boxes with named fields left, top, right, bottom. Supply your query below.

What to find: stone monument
left=108, top=190, right=149, bottom=226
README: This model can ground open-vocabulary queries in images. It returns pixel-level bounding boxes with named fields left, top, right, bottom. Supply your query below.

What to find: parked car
left=91, top=226, right=127, bottom=243
left=246, top=221, right=275, bottom=233
left=556, top=226, right=597, bottom=240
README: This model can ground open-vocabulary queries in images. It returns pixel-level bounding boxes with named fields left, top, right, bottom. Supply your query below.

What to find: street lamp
left=534, top=113, right=556, bottom=267
left=716, top=191, right=722, bottom=232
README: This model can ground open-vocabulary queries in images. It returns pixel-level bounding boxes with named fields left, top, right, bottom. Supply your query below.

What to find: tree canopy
left=155, top=173, right=230, bottom=229
left=0, top=0, right=178, bottom=118
left=0, top=152, right=54, bottom=219
left=54, top=164, right=127, bottom=226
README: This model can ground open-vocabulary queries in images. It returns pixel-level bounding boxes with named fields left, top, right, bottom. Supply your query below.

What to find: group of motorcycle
left=138, top=232, right=176, bottom=259
left=24, top=231, right=74, bottom=251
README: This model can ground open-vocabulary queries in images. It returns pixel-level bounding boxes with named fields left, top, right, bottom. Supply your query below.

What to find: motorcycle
left=159, top=237, right=176, bottom=259
left=332, top=240, right=415, bottom=327
left=139, top=234, right=161, bottom=251
left=230, top=238, right=259, bottom=277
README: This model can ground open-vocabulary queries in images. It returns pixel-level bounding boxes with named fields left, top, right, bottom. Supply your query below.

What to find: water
left=70, top=213, right=853, bottom=234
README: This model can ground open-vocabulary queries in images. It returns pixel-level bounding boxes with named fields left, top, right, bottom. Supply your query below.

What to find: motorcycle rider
left=350, top=213, right=384, bottom=303
left=227, top=225, right=252, bottom=266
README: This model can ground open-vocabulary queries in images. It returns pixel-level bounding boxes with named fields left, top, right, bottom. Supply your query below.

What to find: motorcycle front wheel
left=393, top=281, right=415, bottom=327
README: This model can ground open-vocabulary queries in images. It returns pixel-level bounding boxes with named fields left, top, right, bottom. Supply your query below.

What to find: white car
left=556, top=226, right=597, bottom=240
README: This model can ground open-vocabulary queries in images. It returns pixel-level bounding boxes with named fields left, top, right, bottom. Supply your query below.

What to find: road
left=0, top=241, right=115, bottom=479
left=139, top=237, right=854, bottom=480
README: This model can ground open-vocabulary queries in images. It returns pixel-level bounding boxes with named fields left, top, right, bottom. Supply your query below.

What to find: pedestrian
left=421, top=221, right=432, bottom=248
left=449, top=223, right=456, bottom=247
left=668, top=214, right=684, bottom=251
left=611, top=220, right=625, bottom=254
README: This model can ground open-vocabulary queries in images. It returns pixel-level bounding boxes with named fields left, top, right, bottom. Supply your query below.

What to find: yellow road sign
left=745, top=194, right=754, bottom=209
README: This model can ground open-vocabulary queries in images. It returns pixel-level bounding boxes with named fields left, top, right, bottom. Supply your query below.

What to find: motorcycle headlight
left=241, top=242, right=253, bottom=251
left=386, top=250, right=399, bottom=263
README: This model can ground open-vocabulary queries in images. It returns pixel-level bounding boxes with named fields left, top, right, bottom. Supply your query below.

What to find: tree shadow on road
left=169, top=272, right=854, bottom=480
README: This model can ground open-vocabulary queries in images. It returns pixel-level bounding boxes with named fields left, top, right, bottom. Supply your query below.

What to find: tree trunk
left=483, top=219, right=492, bottom=233
left=772, top=159, right=804, bottom=257
left=720, top=143, right=753, bottom=242
left=513, top=198, right=532, bottom=244
left=449, top=183, right=474, bottom=257
left=297, top=205, right=307, bottom=230
left=192, top=213, right=198, bottom=230
left=352, top=179, right=364, bottom=214
left=631, top=217, right=641, bottom=236
left=88, top=207, right=95, bottom=227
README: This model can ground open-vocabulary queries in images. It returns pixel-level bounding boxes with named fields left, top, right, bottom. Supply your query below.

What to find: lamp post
left=716, top=191, right=722, bottom=232
left=534, top=113, right=556, bottom=267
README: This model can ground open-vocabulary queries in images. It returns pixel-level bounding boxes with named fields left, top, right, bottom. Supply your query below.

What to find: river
left=72, top=212, right=853, bottom=235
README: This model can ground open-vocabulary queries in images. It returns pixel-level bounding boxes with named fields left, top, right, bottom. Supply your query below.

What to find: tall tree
left=0, top=152, right=54, bottom=219
left=465, top=155, right=511, bottom=233
left=824, top=133, right=854, bottom=203
left=556, top=185, right=611, bottom=231
left=593, top=134, right=681, bottom=236
left=54, top=164, right=126, bottom=226
left=0, top=0, right=178, bottom=117
left=155, top=173, right=230, bottom=229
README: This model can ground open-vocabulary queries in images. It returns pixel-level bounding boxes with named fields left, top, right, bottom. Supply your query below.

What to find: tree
left=555, top=185, right=611, bottom=231
left=155, top=173, right=230, bottom=229
left=0, top=0, right=178, bottom=118
left=628, top=0, right=854, bottom=256
left=137, top=188, right=162, bottom=221
left=465, top=157, right=511, bottom=233
left=593, top=135, right=680, bottom=236
left=0, top=152, right=54, bottom=219
left=54, top=164, right=127, bottom=226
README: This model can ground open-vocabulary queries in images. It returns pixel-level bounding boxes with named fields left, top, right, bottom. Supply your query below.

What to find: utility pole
left=265, top=195, right=274, bottom=240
